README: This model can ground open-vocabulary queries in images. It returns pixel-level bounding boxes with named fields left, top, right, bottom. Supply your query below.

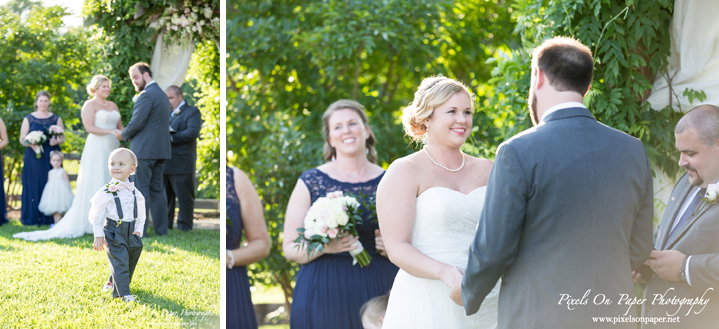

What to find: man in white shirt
left=636, top=104, right=719, bottom=327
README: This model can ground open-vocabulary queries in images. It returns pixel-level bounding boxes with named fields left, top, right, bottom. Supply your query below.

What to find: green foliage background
left=0, top=2, right=97, bottom=200
left=230, top=0, right=687, bottom=310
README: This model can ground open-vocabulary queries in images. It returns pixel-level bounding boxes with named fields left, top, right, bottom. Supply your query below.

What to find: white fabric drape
left=646, top=0, right=719, bottom=220
left=150, top=33, right=194, bottom=91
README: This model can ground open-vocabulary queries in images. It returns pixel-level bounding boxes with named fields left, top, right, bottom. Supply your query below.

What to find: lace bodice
left=299, top=168, right=384, bottom=253
left=413, top=186, right=487, bottom=268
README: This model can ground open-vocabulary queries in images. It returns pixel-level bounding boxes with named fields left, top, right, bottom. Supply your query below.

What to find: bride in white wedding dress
left=377, top=77, right=499, bottom=328
left=14, top=75, right=122, bottom=241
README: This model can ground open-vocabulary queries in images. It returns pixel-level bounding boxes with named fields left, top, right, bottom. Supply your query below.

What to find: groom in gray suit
left=115, top=62, right=171, bottom=236
left=636, top=105, right=719, bottom=327
left=450, top=37, right=654, bottom=328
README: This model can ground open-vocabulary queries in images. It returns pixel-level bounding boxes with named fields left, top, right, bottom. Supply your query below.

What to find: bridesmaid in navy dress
left=19, top=91, right=64, bottom=226
left=0, top=117, right=9, bottom=226
left=283, top=100, right=399, bottom=329
left=227, top=166, right=270, bottom=328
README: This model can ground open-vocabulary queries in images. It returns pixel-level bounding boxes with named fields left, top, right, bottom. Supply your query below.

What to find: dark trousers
left=104, top=219, right=143, bottom=298
left=136, top=159, right=168, bottom=236
left=164, top=174, right=195, bottom=231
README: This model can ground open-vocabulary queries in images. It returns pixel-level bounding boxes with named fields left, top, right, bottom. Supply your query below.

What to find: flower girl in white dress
left=38, top=151, right=74, bottom=225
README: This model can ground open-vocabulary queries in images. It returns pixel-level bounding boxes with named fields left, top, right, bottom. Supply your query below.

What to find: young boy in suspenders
left=90, top=148, right=147, bottom=302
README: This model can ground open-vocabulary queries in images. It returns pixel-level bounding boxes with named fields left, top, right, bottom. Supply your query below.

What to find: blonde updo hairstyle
left=402, top=76, right=474, bottom=142
left=322, top=100, right=378, bottom=164
left=86, top=75, right=111, bottom=96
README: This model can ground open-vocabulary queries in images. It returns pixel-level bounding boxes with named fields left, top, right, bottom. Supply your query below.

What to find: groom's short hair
left=675, top=105, right=719, bottom=146
left=532, top=36, right=593, bottom=95
left=129, top=62, right=152, bottom=78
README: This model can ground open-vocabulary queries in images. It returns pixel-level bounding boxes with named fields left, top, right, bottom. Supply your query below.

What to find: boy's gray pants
left=104, top=219, right=143, bottom=298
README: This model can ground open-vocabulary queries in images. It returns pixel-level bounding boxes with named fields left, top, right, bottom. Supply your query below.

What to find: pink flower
left=184, top=8, right=191, bottom=14
left=327, top=228, right=338, bottom=239
left=321, top=225, right=329, bottom=234
left=108, top=184, right=118, bottom=192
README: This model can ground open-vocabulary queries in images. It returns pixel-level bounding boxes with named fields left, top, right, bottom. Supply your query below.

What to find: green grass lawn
left=0, top=219, right=220, bottom=328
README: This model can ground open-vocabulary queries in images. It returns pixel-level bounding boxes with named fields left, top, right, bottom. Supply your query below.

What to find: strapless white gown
left=382, top=186, right=499, bottom=329
left=14, top=110, right=120, bottom=241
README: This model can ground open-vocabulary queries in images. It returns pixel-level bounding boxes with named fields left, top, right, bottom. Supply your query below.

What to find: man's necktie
left=665, top=188, right=706, bottom=248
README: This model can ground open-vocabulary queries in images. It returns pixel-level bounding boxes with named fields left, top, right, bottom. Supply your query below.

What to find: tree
left=0, top=3, right=97, bottom=205
left=227, top=0, right=515, bottom=313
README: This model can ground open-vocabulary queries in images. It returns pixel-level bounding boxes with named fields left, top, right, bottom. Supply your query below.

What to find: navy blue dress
left=290, top=168, right=399, bottom=329
left=20, top=113, right=61, bottom=226
left=0, top=151, right=6, bottom=226
left=226, top=167, right=259, bottom=328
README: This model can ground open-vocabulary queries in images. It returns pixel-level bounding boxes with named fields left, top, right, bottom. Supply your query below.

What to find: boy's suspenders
left=110, top=190, right=138, bottom=227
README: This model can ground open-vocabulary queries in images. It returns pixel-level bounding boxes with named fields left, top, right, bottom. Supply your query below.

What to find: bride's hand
left=439, top=265, right=458, bottom=288
left=374, top=229, right=388, bottom=257
left=322, top=234, right=359, bottom=254
left=449, top=267, right=465, bottom=306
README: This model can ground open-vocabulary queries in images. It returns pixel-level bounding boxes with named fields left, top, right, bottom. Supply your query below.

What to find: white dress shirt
left=89, top=178, right=147, bottom=238
left=668, top=180, right=717, bottom=285
left=171, top=100, right=186, bottom=116
left=540, top=101, right=587, bottom=122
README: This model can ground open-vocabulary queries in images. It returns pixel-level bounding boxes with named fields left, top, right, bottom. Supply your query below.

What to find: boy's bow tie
left=117, top=182, right=135, bottom=191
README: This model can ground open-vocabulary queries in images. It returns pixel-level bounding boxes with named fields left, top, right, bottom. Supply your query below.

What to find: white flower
left=203, top=7, right=213, bottom=19
left=192, top=6, right=200, bottom=12
left=705, top=184, right=719, bottom=201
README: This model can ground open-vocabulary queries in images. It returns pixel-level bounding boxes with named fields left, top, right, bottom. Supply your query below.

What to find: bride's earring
left=422, top=126, right=429, bottom=145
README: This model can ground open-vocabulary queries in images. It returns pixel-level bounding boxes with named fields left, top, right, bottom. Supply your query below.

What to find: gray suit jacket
left=122, top=82, right=171, bottom=160
left=462, top=107, right=654, bottom=328
left=641, top=173, right=719, bottom=328
left=165, top=102, right=202, bottom=175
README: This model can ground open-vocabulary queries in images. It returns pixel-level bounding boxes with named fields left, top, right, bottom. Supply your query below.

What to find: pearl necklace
left=423, top=146, right=465, bottom=172
left=95, top=98, right=108, bottom=106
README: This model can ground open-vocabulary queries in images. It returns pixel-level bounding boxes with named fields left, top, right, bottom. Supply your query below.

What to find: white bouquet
left=24, top=131, right=47, bottom=159
left=295, top=192, right=372, bottom=267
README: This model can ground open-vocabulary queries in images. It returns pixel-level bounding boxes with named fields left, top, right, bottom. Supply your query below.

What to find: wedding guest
left=226, top=166, right=270, bottom=328
left=38, top=151, right=73, bottom=225
left=19, top=90, right=64, bottom=226
left=0, top=116, right=9, bottom=226
left=90, top=148, right=145, bottom=302
left=360, top=292, right=389, bottom=329
left=163, top=85, right=202, bottom=231
left=282, top=100, right=398, bottom=329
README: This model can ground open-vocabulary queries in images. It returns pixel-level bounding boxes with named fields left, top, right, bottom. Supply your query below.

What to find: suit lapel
left=169, top=104, right=183, bottom=125
left=658, top=176, right=692, bottom=249
left=665, top=187, right=713, bottom=249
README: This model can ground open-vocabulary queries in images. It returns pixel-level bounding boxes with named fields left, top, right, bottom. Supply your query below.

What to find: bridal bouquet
left=295, top=192, right=372, bottom=267
left=24, top=131, right=47, bottom=158
left=47, top=125, right=64, bottom=137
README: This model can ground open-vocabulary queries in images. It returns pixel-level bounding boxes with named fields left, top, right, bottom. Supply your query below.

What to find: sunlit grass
left=0, top=219, right=220, bottom=328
